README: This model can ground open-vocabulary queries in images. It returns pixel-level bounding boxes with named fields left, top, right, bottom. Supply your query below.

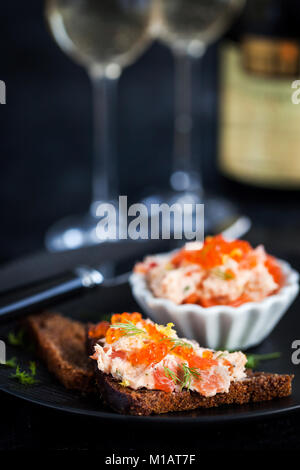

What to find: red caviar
left=129, top=341, right=171, bottom=366
left=111, top=312, right=142, bottom=325
left=144, top=323, right=166, bottom=341
left=202, top=350, right=214, bottom=359
left=88, top=321, right=110, bottom=339
left=105, top=328, right=125, bottom=344
left=169, top=236, right=283, bottom=307
left=171, top=235, right=252, bottom=270
left=222, top=358, right=234, bottom=373
left=228, top=294, right=252, bottom=307
left=167, top=343, right=217, bottom=370
left=171, top=343, right=194, bottom=361
left=105, top=312, right=143, bottom=344
left=188, top=355, right=218, bottom=370
left=265, top=255, right=284, bottom=287
left=183, top=293, right=200, bottom=305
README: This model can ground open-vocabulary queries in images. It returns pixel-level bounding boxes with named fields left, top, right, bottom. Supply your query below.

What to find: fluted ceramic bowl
left=130, top=259, right=299, bottom=351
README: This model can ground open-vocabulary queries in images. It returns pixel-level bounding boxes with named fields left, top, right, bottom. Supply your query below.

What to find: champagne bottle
left=219, top=0, right=300, bottom=190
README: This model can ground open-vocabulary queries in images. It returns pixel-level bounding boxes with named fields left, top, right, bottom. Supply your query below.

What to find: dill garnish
left=159, top=338, right=193, bottom=350
left=3, top=357, right=17, bottom=368
left=8, top=329, right=25, bottom=347
left=163, top=366, right=181, bottom=384
left=7, top=329, right=35, bottom=352
left=168, top=339, right=193, bottom=350
left=110, top=321, right=145, bottom=337
left=246, top=352, right=281, bottom=369
left=29, top=361, right=37, bottom=377
left=10, top=363, right=39, bottom=386
left=163, top=363, right=201, bottom=391
left=181, top=364, right=201, bottom=390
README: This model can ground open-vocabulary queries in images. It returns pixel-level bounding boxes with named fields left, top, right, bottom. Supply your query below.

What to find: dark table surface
left=0, top=232, right=300, bottom=453
left=1, top=389, right=300, bottom=452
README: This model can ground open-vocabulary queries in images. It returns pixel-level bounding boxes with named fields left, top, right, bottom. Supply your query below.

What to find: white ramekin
left=129, top=259, right=299, bottom=351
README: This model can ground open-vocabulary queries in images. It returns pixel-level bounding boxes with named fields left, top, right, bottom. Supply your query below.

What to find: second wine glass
left=152, top=0, right=245, bottom=234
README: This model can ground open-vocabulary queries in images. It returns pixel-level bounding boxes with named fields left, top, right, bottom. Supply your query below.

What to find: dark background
left=0, top=1, right=220, bottom=261
left=1, top=0, right=300, bottom=453
left=2, top=1, right=300, bottom=263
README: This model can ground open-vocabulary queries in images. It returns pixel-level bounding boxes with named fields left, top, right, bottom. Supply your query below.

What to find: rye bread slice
left=95, top=370, right=293, bottom=416
left=25, top=313, right=293, bottom=415
left=26, top=312, right=95, bottom=393
left=87, top=328, right=293, bottom=416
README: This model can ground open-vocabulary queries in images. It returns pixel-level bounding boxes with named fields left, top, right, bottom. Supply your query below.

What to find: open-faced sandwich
left=26, top=311, right=293, bottom=416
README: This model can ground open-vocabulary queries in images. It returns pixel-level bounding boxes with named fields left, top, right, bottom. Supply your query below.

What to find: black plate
left=0, top=277, right=299, bottom=425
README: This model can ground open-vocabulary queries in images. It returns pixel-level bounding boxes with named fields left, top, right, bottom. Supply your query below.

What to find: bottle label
left=219, top=41, right=300, bottom=189
left=242, top=35, right=300, bottom=77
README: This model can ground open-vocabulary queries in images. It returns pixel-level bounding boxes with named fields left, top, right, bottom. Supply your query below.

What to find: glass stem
left=171, top=49, right=203, bottom=196
left=89, top=70, right=119, bottom=211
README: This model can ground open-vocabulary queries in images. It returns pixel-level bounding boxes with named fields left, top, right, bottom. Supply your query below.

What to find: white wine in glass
left=45, top=0, right=154, bottom=251
left=151, top=0, right=245, bottom=233
left=159, top=0, right=243, bottom=54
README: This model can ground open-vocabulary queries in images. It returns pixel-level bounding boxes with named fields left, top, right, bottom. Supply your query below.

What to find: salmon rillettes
left=134, top=235, right=284, bottom=307
left=89, top=313, right=247, bottom=397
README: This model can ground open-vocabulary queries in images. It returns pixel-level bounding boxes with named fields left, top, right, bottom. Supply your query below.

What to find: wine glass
left=147, top=0, right=245, bottom=234
left=44, top=0, right=154, bottom=251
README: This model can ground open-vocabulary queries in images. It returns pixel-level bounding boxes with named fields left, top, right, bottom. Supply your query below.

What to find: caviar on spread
left=134, top=235, right=284, bottom=307
left=90, top=312, right=247, bottom=397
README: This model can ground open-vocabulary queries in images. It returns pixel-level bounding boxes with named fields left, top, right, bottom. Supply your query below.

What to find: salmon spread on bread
left=24, top=312, right=293, bottom=416
left=89, top=312, right=247, bottom=397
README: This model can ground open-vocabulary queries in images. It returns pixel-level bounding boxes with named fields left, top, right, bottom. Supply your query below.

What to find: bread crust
left=26, top=312, right=95, bottom=393
left=95, top=370, right=293, bottom=415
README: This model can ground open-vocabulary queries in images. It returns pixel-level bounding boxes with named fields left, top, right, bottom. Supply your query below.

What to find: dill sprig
left=246, top=352, right=281, bottom=369
left=168, top=339, right=193, bottom=350
left=163, top=366, right=181, bottom=384
left=7, top=329, right=35, bottom=353
left=181, top=364, right=201, bottom=390
left=11, top=366, right=38, bottom=385
left=110, top=321, right=145, bottom=337
left=29, top=361, right=37, bottom=377
left=8, top=329, right=25, bottom=347
left=3, top=357, right=17, bottom=368
left=163, top=363, right=201, bottom=391
left=10, top=363, right=38, bottom=386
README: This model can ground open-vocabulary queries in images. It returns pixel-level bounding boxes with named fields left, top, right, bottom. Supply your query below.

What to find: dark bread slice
left=95, top=370, right=293, bottom=416
left=25, top=313, right=293, bottom=415
left=87, top=330, right=293, bottom=415
left=26, top=312, right=95, bottom=393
